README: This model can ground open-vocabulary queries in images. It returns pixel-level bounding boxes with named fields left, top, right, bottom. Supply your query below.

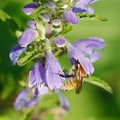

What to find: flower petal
left=23, top=2, right=39, bottom=15
left=14, top=89, right=28, bottom=110
left=54, top=36, right=66, bottom=47
left=87, top=7, right=94, bottom=14
left=73, top=0, right=98, bottom=14
left=62, top=11, right=79, bottom=25
left=46, top=1, right=56, bottom=8
left=18, top=28, right=38, bottom=47
left=41, top=14, right=50, bottom=22
left=24, top=96, right=39, bottom=107
left=90, top=51, right=101, bottom=63
left=72, top=37, right=105, bottom=61
left=67, top=43, right=94, bottom=74
left=28, top=62, right=45, bottom=87
left=33, top=83, right=48, bottom=96
left=72, top=5, right=87, bottom=13
left=76, top=0, right=98, bottom=6
left=56, top=91, right=70, bottom=111
left=45, top=50, right=64, bottom=90
left=27, top=20, right=36, bottom=29
left=9, top=45, right=26, bottom=65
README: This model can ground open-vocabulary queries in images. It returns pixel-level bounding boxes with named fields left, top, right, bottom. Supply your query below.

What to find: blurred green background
left=0, top=0, right=120, bottom=120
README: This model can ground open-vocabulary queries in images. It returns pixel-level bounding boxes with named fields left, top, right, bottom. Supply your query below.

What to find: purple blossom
left=18, top=28, right=38, bottom=47
left=67, top=43, right=94, bottom=75
left=62, top=11, right=79, bottom=25
left=46, top=1, right=56, bottom=9
left=28, top=61, right=48, bottom=97
left=45, top=50, right=64, bottom=91
left=41, top=14, right=50, bottom=22
left=23, top=2, right=39, bottom=15
left=9, top=20, right=38, bottom=65
left=72, top=37, right=105, bottom=63
left=54, top=36, right=66, bottom=47
left=67, top=37, right=105, bottom=74
left=27, top=20, right=36, bottom=29
left=14, top=89, right=39, bottom=110
left=9, top=45, right=26, bottom=65
left=72, top=0, right=98, bottom=14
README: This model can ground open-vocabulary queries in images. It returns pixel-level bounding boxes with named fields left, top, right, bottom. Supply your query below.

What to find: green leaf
left=0, top=9, right=20, bottom=36
left=78, top=13, right=108, bottom=21
left=84, top=76, right=113, bottom=94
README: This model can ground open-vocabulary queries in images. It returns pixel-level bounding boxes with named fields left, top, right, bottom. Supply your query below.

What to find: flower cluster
left=10, top=0, right=105, bottom=111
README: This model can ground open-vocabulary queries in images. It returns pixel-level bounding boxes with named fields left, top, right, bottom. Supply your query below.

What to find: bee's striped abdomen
left=62, top=79, right=78, bottom=91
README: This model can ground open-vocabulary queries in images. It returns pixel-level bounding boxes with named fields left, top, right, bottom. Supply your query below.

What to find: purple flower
left=9, top=20, right=38, bottom=65
left=72, top=0, right=98, bottom=14
left=41, top=14, right=50, bottom=22
left=45, top=50, right=64, bottom=91
left=54, top=36, right=66, bottom=47
left=56, top=91, right=70, bottom=111
left=46, top=1, right=56, bottom=9
left=23, top=2, right=39, bottom=15
left=72, top=37, right=105, bottom=63
left=52, top=19, right=61, bottom=26
left=14, top=89, right=39, bottom=110
left=67, top=43, right=94, bottom=75
left=28, top=61, right=48, bottom=97
left=67, top=37, right=105, bottom=74
left=9, top=45, right=26, bottom=65
left=27, top=20, right=36, bottom=29
left=62, top=11, right=79, bottom=25
left=18, top=28, right=38, bottom=47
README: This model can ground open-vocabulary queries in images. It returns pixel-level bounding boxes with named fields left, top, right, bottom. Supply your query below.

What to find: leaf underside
left=84, top=76, right=113, bottom=94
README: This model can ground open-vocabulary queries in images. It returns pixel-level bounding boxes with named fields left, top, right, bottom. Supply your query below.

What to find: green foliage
left=84, top=76, right=113, bottom=94
left=0, top=9, right=21, bottom=37
left=78, top=13, right=108, bottom=21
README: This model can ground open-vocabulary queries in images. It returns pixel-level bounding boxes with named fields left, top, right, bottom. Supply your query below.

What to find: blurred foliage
left=0, top=0, right=120, bottom=120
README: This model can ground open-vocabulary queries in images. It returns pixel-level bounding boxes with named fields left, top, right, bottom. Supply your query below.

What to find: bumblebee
left=61, top=61, right=88, bottom=94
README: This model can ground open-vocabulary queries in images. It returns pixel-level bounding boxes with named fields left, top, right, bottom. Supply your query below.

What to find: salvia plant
left=0, top=0, right=113, bottom=119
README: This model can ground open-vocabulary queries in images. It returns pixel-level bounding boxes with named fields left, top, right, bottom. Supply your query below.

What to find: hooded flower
left=46, top=1, right=56, bottom=9
left=62, top=0, right=98, bottom=24
left=28, top=61, right=48, bottom=97
left=62, top=11, right=79, bottom=25
left=54, top=36, right=66, bottom=47
left=23, top=2, right=39, bottom=15
left=41, top=14, right=50, bottom=22
left=18, top=20, right=38, bottom=47
left=72, top=0, right=98, bottom=14
left=14, top=89, right=39, bottom=110
left=72, top=37, right=105, bottom=63
left=45, top=50, right=64, bottom=91
left=9, top=45, right=26, bottom=65
left=67, top=43, right=94, bottom=75
left=67, top=37, right=105, bottom=74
